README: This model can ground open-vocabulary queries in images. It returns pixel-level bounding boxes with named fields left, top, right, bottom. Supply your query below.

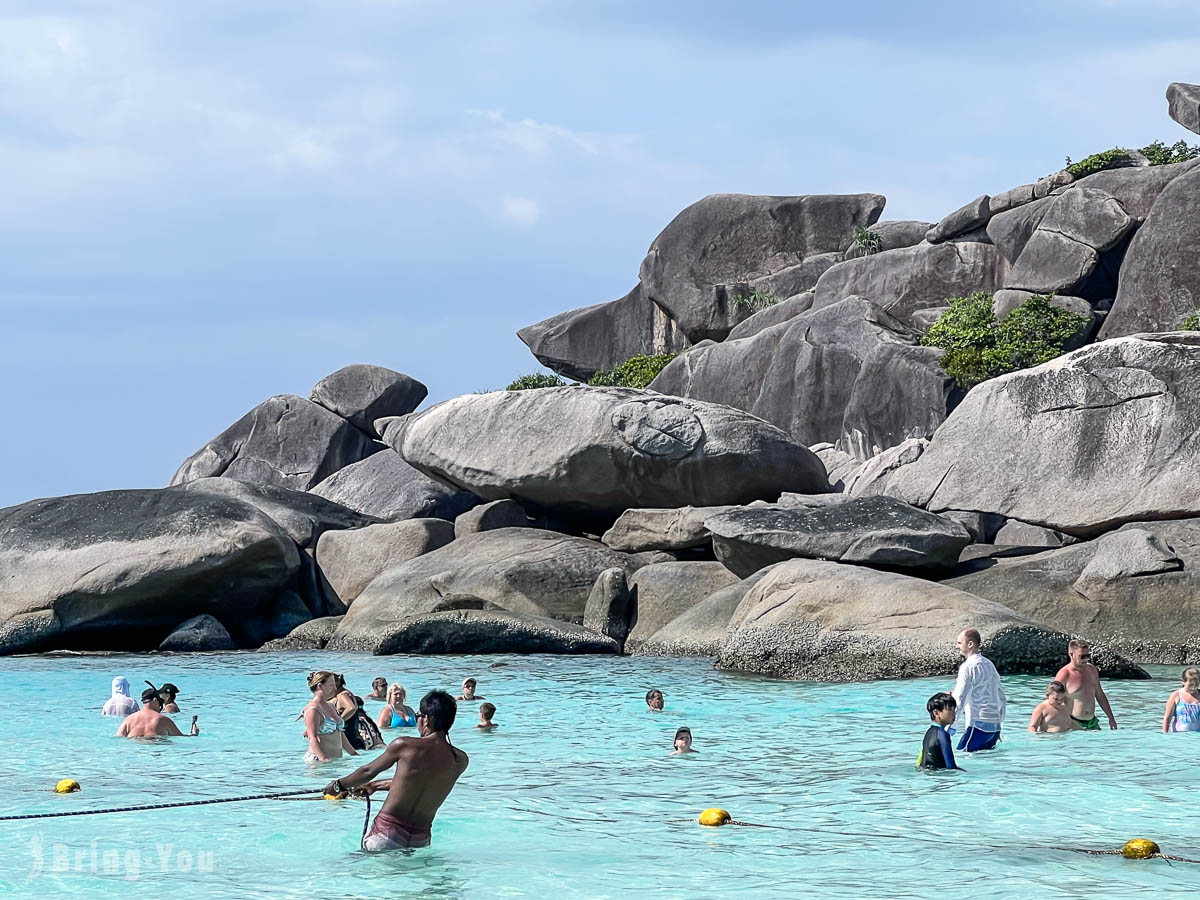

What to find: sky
left=2, top=0, right=1199, bottom=508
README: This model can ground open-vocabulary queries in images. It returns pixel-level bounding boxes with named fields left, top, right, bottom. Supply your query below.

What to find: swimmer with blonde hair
left=1162, top=667, right=1200, bottom=733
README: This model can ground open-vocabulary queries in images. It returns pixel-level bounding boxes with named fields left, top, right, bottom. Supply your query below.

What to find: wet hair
left=961, top=628, right=982, bottom=648
left=479, top=702, right=496, bottom=720
left=1068, top=639, right=1090, bottom=653
left=1183, top=668, right=1200, bottom=683
left=141, top=687, right=161, bottom=705
left=645, top=689, right=663, bottom=706
left=308, top=671, right=335, bottom=693
left=1046, top=680, right=1067, bottom=695
left=420, top=690, right=457, bottom=733
left=673, top=726, right=692, bottom=743
left=926, top=692, right=957, bottom=720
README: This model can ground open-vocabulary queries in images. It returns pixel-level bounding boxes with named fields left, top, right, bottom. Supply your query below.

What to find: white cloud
left=502, top=194, right=540, bottom=225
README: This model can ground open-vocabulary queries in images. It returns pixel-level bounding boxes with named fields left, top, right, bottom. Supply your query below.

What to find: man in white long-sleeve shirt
left=951, top=628, right=1006, bottom=752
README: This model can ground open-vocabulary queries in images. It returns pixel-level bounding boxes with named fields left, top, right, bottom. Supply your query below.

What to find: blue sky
left=2, top=0, right=1199, bottom=508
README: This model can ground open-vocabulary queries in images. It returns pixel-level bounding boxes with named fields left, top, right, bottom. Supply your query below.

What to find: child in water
left=1161, top=667, right=1200, bottom=733
left=918, top=693, right=960, bottom=770
left=671, top=726, right=697, bottom=754
left=1028, top=680, right=1076, bottom=733
left=477, top=702, right=498, bottom=729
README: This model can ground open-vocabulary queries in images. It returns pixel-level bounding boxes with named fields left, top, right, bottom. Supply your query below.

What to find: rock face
left=170, top=395, right=379, bottom=492
left=637, top=568, right=774, bottom=657
left=1100, top=165, right=1200, bottom=338
left=517, top=284, right=690, bottom=382
left=811, top=444, right=858, bottom=490
left=992, top=520, right=1078, bottom=548
left=454, top=499, right=529, bottom=538
left=707, top=496, right=971, bottom=578
left=178, top=477, right=378, bottom=548
left=716, top=558, right=1070, bottom=681
left=811, top=242, right=1007, bottom=329
left=308, top=449, right=480, bottom=521
left=724, top=293, right=815, bottom=341
left=159, top=614, right=236, bottom=651
left=650, top=297, right=953, bottom=459
left=888, top=334, right=1200, bottom=535
left=332, top=528, right=637, bottom=649
left=309, top=365, right=427, bottom=434
left=0, top=489, right=301, bottom=654
left=624, top=562, right=740, bottom=652
left=315, top=518, right=456, bottom=606
left=1167, top=82, right=1200, bottom=135
left=945, top=521, right=1200, bottom=662
left=842, top=438, right=928, bottom=498
left=583, top=568, right=633, bottom=647
left=378, top=387, right=829, bottom=522
left=345, top=610, right=619, bottom=656
left=638, top=193, right=885, bottom=342
left=926, top=195, right=992, bottom=244
left=259, top=615, right=343, bottom=651
left=601, top=506, right=729, bottom=552
left=844, top=220, right=932, bottom=259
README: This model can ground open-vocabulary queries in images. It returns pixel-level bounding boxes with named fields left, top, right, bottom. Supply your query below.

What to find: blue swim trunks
left=956, top=725, right=1000, bottom=752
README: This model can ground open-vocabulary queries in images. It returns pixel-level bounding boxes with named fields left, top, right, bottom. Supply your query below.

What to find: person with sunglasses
left=1054, top=639, right=1117, bottom=731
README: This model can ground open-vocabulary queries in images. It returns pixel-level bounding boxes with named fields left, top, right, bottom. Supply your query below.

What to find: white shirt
left=952, top=653, right=1006, bottom=729
left=101, top=696, right=140, bottom=717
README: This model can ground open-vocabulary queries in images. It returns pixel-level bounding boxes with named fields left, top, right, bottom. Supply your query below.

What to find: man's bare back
left=116, top=707, right=184, bottom=738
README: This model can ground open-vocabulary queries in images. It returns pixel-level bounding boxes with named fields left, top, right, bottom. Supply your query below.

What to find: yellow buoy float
left=698, top=808, right=731, bottom=827
left=55, top=779, right=81, bottom=794
left=1122, top=839, right=1161, bottom=859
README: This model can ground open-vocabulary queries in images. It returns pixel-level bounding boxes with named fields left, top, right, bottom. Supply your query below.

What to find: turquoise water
left=0, top=652, right=1193, bottom=899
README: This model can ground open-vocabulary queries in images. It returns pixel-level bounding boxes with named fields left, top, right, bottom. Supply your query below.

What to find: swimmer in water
left=156, top=682, right=181, bottom=713
left=1054, top=639, right=1117, bottom=731
left=377, top=683, right=418, bottom=730
left=1161, top=667, right=1200, bottom=733
left=645, top=689, right=664, bottom=711
left=476, top=702, right=497, bottom=730
left=325, top=690, right=469, bottom=851
left=1028, top=680, right=1077, bottom=733
left=102, top=676, right=139, bottom=717
left=116, top=688, right=199, bottom=738
left=671, top=727, right=697, bottom=754
left=368, top=677, right=389, bottom=702
left=917, top=692, right=960, bottom=771
left=457, top=678, right=483, bottom=701
left=303, top=671, right=359, bottom=763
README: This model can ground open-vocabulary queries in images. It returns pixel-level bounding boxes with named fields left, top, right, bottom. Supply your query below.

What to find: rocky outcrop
left=340, top=610, right=620, bottom=656
left=378, top=387, right=828, bottom=522
left=650, top=297, right=953, bottom=459
left=583, top=568, right=633, bottom=647
left=454, top=499, right=529, bottom=538
left=888, top=334, right=1200, bottom=535
left=945, top=521, right=1200, bottom=662
left=624, top=562, right=740, bottom=652
left=810, top=444, right=858, bottom=490
left=309, top=364, right=427, bottom=433
left=517, top=284, right=690, bottom=382
left=707, top=496, right=970, bottom=578
left=332, top=528, right=638, bottom=648
left=159, top=614, right=236, bottom=651
left=178, top=477, right=378, bottom=548
left=315, top=518, right=456, bottom=606
left=925, top=195, right=992, bottom=244
left=308, top=449, right=480, bottom=521
left=259, top=615, right=343, bottom=651
left=601, top=505, right=730, bottom=552
left=636, top=568, right=773, bottom=657
left=1168, top=82, right=1200, bottom=135
left=717, top=558, right=1082, bottom=680
left=811, top=242, right=1007, bottom=329
left=842, top=438, right=928, bottom=498
left=724, top=293, right=815, bottom=341
left=1100, top=165, right=1200, bottom=338
left=0, top=489, right=301, bottom=654
left=992, top=520, right=1078, bottom=548
left=638, top=193, right=885, bottom=341
left=843, top=220, right=932, bottom=259
left=169, top=395, right=379, bottom=492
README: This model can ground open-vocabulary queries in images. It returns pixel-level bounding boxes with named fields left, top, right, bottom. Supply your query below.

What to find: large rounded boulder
left=308, top=448, right=480, bottom=522
left=309, top=364, right=427, bottom=433
left=0, top=488, right=301, bottom=654
left=377, top=387, right=829, bottom=522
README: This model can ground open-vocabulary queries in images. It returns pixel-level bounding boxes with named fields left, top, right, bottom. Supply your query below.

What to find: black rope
left=361, top=792, right=372, bottom=850
left=0, top=788, right=320, bottom=821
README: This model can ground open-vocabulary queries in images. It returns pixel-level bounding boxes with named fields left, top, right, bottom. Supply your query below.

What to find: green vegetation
left=506, top=372, right=566, bottom=391
left=1065, top=141, right=1200, bottom=178
left=729, top=287, right=779, bottom=312
left=588, top=353, right=680, bottom=389
left=1180, top=311, right=1200, bottom=331
left=920, top=291, right=1089, bottom=390
left=850, top=225, right=884, bottom=255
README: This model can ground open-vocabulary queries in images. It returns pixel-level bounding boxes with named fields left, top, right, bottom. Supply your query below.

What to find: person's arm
left=997, top=677, right=1007, bottom=725
left=340, top=730, right=358, bottom=756
left=937, top=727, right=961, bottom=771
left=1027, top=706, right=1043, bottom=733
left=1162, top=691, right=1178, bottom=733
left=116, top=718, right=129, bottom=737
left=952, top=665, right=970, bottom=725
left=325, top=741, right=403, bottom=795
left=305, top=708, right=330, bottom=761
left=161, top=716, right=185, bottom=737
left=1094, top=673, right=1117, bottom=729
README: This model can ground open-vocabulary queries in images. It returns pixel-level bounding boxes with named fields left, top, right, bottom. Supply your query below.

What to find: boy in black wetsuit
left=918, top=692, right=961, bottom=771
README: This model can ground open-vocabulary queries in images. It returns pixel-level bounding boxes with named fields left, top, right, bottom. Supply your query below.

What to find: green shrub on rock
left=730, top=287, right=779, bottom=312
left=1180, top=311, right=1200, bottom=331
left=1065, top=141, right=1200, bottom=178
left=920, top=292, right=1089, bottom=390
left=1140, top=140, right=1200, bottom=167
left=850, top=225, right=884, bottom=255
left=588, top=353, right=680, bottom=389
left=506, top=372, right=566, bottom=391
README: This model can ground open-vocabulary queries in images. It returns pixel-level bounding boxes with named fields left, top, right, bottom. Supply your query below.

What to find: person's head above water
left=1067, top=639, right=1092, bottom=667
left=158, top=682, right=179, bottom=702
left=308, top=671, right=337, bottom=698
left=371, top=677, right=387, bottom=695
left=673, top=726, right=693, bottom=752
left=927, top=692, right=957, bottom=725
left=955, top=628, right=982, bottom=659
left=418, top=690, right=457, bottom=735
left=645, top=689, right=664, bottom=711
left=1182, top=668, right=1200, bottom=691
left=387, top=683, right=407, bottom=707
left=111, top=676, right=132, bottom=698
left=140, top=686, right=163, bottom=709
left=460, top=677, right=478, bottom=697
left=479, top=702, right=496, bottom=722
left=1045, top=680, right=1068, bottom=707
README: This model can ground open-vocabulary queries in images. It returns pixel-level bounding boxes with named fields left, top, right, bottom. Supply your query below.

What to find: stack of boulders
left=5, top=83, right=1200, bottom=680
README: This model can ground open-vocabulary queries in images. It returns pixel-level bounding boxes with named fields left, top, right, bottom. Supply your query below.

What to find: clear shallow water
left=0, top=652, right=1194, bottom=899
